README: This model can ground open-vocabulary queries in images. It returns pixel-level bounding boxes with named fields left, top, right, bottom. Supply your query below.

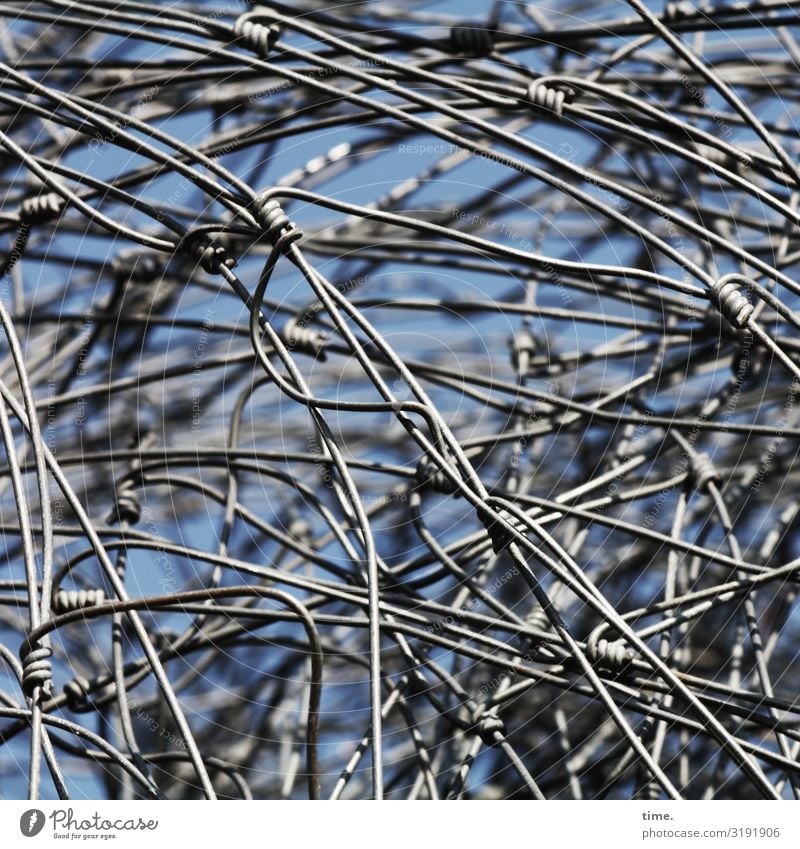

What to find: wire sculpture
left=0, top=0, right=799, bottom=801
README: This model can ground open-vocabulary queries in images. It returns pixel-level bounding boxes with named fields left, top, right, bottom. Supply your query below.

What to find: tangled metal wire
left=1, top=0, right=800, bottom=801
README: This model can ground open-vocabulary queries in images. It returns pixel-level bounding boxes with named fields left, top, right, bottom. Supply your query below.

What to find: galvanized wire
left=0, top=0, right=799, bottom=800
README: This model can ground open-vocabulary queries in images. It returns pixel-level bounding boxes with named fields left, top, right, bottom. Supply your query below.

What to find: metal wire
left=0, top=0, right=799, bottom=800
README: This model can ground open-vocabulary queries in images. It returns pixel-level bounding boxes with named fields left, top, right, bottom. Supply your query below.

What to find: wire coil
left=449, top=26, right=495, bottom=57
left=63, top=676, right=94, bottom=713
left=20, top=643, right=53, bottom=699
left=510, top=328, right=537, bottom=374
left=708, top=275, right=755, bottom=329
left=234, top=15, right=281, bottom=58
left=52, top=589, right=107, bottom=614
left=179, top=232, right=236, bottom=274
left=113, top=485, right=142, bottom=525
left=250, top=195, right=303, bottom=250
left=690, top=452, right=721, bottom=492
left=281, top=316, right=328, bottom=359
left=527, top=79, right=575, bottom=117
left=586, top=633, right=635, bottom=673
left=19, top=191, right=65, bottom=222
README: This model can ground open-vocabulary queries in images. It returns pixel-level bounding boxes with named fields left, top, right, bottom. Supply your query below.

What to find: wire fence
left=0, top=0, right=799, bottom=800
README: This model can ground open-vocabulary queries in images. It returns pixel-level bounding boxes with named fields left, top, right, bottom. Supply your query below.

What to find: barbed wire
left=0, top=0, right=799, bottom=800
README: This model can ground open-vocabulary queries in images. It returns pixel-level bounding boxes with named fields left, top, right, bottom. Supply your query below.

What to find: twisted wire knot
left=703, top=303, right=749, bottom=344
left=21, top=643, right=53, bottom=698
left=708, top=275, right=754, bottom=329
left=114, top=482, right=141, bottom=524
left=528, top=79, right=575, bottom=118
left=193, top=243, right=235, bottom=275
left=586, top=632, right=634, bottom=673
left=251, top=195, right=303, bottom=250
left=52, top=588, right=106, bottom=614
left=450, top=26, right=495, bottom=57
left=525, top=605, right=552, bottom=634
left=235, top=15, right=281, bottom=58
left=472, top=711, right=506, bottom=746
left=416, top=453, right=459, bottom=495
left=519, top=605, right=553, bottom=652
left=179, top=232, right=237, bottom=275
left=690, top=452, right=721, bottom=492
left=63, top=676, right=94, bottom=712
left=510, top=328, right=537, bottom=374
left=20, top=191, right=65, bottom=223
left=281, top=316, right=328, bottom=360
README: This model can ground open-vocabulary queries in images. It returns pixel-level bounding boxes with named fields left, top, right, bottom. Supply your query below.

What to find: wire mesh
left=0, top=0, right=799, bottom=800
